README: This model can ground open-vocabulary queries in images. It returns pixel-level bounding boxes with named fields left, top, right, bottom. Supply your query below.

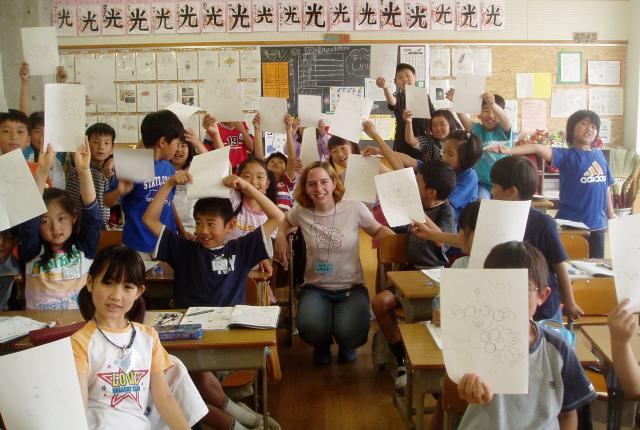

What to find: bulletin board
left=58, top=42, right=627, bottom=146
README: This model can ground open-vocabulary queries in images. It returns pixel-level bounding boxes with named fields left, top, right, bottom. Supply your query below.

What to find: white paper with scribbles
left=374, top=167, right=425, bottom=227
left=441, top=268, right=529, bottom=394
left=609, top=215, right=640, bottom=312
left=21, top=27, right=59, bottom=76
left=0, top=150, right=47, bottom=231
left=343, top=154, right=379, bottom=203
left=0, top=338, right=88, bottom=429
left=44, top=84, right=86, bottom=152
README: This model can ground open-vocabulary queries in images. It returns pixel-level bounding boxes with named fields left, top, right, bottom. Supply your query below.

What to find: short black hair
left=395, top=63, right=415, bottom=75
left=482, top=94, right=506, bottom=110
left=86, top=122, right=116, bottom=142
left=446, top=130, right=483, bottom=171
left=77, top=245, right=147, bottom=323
left=177, top=137, right=196, bottom=170
left=266, top=152, right=287, bottom=165
left=419, top=159, right=456, bottom=200
left=483, top=241, right=549, bottom=290
left=28, top=111, right=44, bottom=132
left=0, top=109, right=29, bottom=128
left=459, top=200, right=481, bottom=231
left=566, top=110, right=600, bottom=145
left=140, top=110, right=184, bottom=148
left=490, top=155, right=539, bottom=200
left=430, top=110, right=459, bottom=135
left=193, top=197, right=234, bottom=223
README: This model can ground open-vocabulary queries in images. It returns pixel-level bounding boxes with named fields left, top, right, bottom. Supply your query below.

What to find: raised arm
left=376, top=77, right=397, bottom=107
left=235, top=121, right=254, bottom=152
left=184, top=128, right=207, bottom=155
left=142, top=171, right=192, bottom=238
left=411, top=220, right=463, bottom=248
left=203, top=114, right=224, bottom=150
left=489, top=143, right=553, bottom=163
left=446, top=89, right=473, bottom=131
left=35, top=145, right=55, bottom=194
left=103, top=179, right=133, bottom=207
left=483, top=92, right=511, bottom=132
left=362, top=120, right=404, bottom=171
left=19, top=62, right=30, bottom=115
left=74, top=137, right=97, bottom=205
left=252, top=113, right=264, bottom=159
left=402, top=109, right=420, bottom=147
left=284, top=114, right=297, bottom=179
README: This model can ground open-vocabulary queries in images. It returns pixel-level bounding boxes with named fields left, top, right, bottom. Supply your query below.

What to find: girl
left=292, top=117, right=330, bottom=162
left=490, top=110, right=615, bottom=258
left=253, top=113, right=297, bottom=212
left=402, top=109, right=459, bottom=161
left=442, top=130, right=483, bottom=220
left=275, top=162, right=394, bottom=364
left=170, top=138, right=197, bottom=234
left=18, top=140, right=101, bottom=310
left=71, top=245, right=197, bottom=429
left=327, top=135, right=361, bottom=183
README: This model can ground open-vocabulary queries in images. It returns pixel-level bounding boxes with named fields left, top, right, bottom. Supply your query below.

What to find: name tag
left=211, top=259, right=229, bottom=272
left=315, top=262, right=333, bottom=275
left=62, top=266, right=81, bottom=280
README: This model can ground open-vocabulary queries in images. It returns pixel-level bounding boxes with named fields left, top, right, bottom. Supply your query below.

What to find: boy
left=457, top=241, right=596, bottom=429
left=202, top=114, right=254, bottom=171
left=0, top=228, right=20, bottom=310
left=371, top=159, right=457, bottom=390
left=448, top=90, right=512, bottom=199
left=142, top=171, right=283, bottom=429
left=490, top=155, right=583, bottom=321
left=376, top=63, right=435, bottom=159
left=103, top=110, right=185, bottom=257
left=66, top=123, right=115, bottom=228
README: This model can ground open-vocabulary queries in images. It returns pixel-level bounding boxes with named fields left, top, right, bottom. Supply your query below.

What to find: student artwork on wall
left=52, top=0, right=505, bottom=34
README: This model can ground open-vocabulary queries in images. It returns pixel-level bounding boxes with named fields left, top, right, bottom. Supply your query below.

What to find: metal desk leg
left=605, top=365, right=625, bottom=430
left=262, top=347, right=269, bottom=428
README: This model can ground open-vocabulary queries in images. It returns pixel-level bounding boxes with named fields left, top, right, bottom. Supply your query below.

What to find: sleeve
left=471, top=122, right=483, bottom=136
left=449, top=170, right=477, bottom=209
left=153, top=225, right=191, bottom=266
left=605, top=157, right=615, bottom=187
left=550, top=147, right=566, bottom=169
left=558, top=339, right=597, bottom=411
left=76, top=200, right=102, bottom=259
left=149, top=327, right=174, bottom=373
left=64, top=169, right=83, bottom=214
left=235, top=226, right=271, bottom=269
left=282, top=174, right=295, bottom=190
left=538, top=215, right=568, bottom=264
left=356, top=201, right=379, bottom=230
left=286, top=204, right=302, bottom=227
left=428, top=95, right=435, bottom=115
left=437, top=206, right=457, bottom=234
left=107, top=176, right=118, bottom=193
left=16, top=216, right=43, bottom=263
left=415, top=159, right=424, bottom=172
left=70, top=328, right=90, bottom=375
left=230, top=190, right=242, bottom=211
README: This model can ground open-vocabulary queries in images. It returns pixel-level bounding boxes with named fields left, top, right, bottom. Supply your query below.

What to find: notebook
left=181, top=306, right=280, bottom=330
left=0, top=317, right=51, bottom=343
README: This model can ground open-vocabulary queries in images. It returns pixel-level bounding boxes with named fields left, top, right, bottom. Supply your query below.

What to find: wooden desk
left=581, top=325, right=640, bottom=430
left=0, top=310, right=276, bottom=425
left=397, top=322, right=599, bottom=430
left=388, top=271, right=439, bottom=323
left=532, top=198, right=555, bottom=211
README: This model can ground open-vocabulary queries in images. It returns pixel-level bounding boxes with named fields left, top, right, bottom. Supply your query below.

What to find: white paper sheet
left=516, top=73, right=534, bottom=99
left=0, top=54, right=8, bottom=113
left=240, top=49, right=261, bottom=79
left=343, top=154, right=379, bottom=203
left=441, top=268, right=529, bottom=394
left=0, top=338, right=88, bottom=429
left=451, top=48, right=473, bottom=77
left=551, top=89, right=588, bottom=118
left=429, top=79, right=451, bottom=109
left=504, top=100, right=518, bottom=134
left=158, top=83, right=178, bottom=108
left=135, top=51, right=156, bottom=81
left=364, top=78, right=386, bottom=102
left=589, top=88, right=624, bottom=116
left=421, top=268, right=442, bottom=283
left=609, top=215, right=640, bottom=312
left=472, top=48, right=492, bottom=77
left=176, top=51, right=199, bottom=81
left=521, top=99, right=547, bottom=132
left=44, top=84, right=86, bottom=152
left=599, top=118, right=612, bottom=144
left=137, top=83, right=158, bottom=113
left=405, top=85, right=431, bottom=119
left=430, top=47, right=451, bottom=77
left=369, top=45, right=397, bottom=82
left=330, top=93, right=373, bottom=143
left=76, top=57, right=116, bottom=105
left=165, top=102, right=201, bottom=128
left=587, top=60, right=621, bottom=86
left=0, top=316, right=48, bottom=343
left=555, top=218, right=589, bottom=230
left=298, top=95, right=323, bottom=128
left=559, top=52, right=581, bottom=83
left=451, top=74, right=485, bottom=115
left=239, top=81, right=260, bottom=111
left=113, top=148, right=155, bottom=183
left=374, top=168, right=426, bottom=227
left=117, top=83, right=137, bottom=113
left=425, top=321, right=443, bottom=350
left=259, top=97, right=288, bottom=134
left=115, top=52, right=136, bottom=81
left=157, top=51, right=178, bottom=81
left=399, top=45, right=428, bottom=83
left=21, top=27, right=59, bottom=76
left=187, top=147, right=231, bottom=199
left=201, top=74, right=244, bottom=122
left=0, top=150, right=47, bottom=231
left=468, top=199, right=531, bottom=268
left=299, top=127, right=320, bottom=168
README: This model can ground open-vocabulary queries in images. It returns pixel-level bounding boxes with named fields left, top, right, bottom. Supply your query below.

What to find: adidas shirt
left=71, top=320, right=173, bottom=429
left=551, top=147, right=614, bottom=230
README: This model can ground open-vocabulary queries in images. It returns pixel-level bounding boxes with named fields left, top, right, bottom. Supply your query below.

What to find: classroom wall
left=625, top=0, right=640, bottom=152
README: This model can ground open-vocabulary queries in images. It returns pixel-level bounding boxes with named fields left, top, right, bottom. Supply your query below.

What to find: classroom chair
left=571, top=278, right=617, bottom=317
left=97, top=229, right=123, bottom=251
left=269, top=233, right=298, bottom=346
left=559, top=234, right=590, bottom=260
left=375, top=233, right=408, bottom=294
left=442, top=375, right=468, bottom=430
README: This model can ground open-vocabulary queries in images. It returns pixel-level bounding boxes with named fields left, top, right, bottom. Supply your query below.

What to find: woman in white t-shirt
left=275, top=161, right=394, bottom=364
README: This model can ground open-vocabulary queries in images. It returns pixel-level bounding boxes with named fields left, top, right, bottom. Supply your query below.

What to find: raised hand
left=19, top=62, right=30, bottom=82
left=284, top=113, right=293, bottom=132
left=457, top=373, right=494, bottom=404
left=362, top=119, right=378, bottom=138
left=74, top=136, right=92, bottom=172
left=223, top=174, right=249, bottom=191
left=361, top=146, right=382, bottom=157
left=202, top=114, right=219, bottom=134
left=169, top=170, right=193, bottom=187
left=252, top=113, right=262, bottom=131
left=481, top=92, right=495, bottom=107
left=608, top=299, right=638, bottom=344
left=56, top=66, right=69, bottom=83
left=402, top=109, right=413, bottom=121
left=445, top=88, right=455, bottom=101
left=183, top=129, right=199, bottom=145
left=375, top=77, right=387, bottom=89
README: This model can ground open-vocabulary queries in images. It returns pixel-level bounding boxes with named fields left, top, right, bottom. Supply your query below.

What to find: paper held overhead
left=330, top=93, right=373, bottom=143
left=187, top=147, right=231, bottom=199
left=374, top=167, right=426, bottom=227
left=609, top=215, right=640, bottom=312
left=405, top=85, right=431, bottom=119
left=44, top=84, right=86, bottom=153
left=259, top=97, right=288, bottom=134
left=299, top=127, right=320, bottom=169
left=343, top=154, right=380, bottom=204
left=451, top=74, right=485, bottom=115
left=298, top=95, right=323, bottom=128
left=113, top=148, right=155, bottom=183
left=165, top=102, right=201, bottom=128
left=21, top=26, right=59, bottom=76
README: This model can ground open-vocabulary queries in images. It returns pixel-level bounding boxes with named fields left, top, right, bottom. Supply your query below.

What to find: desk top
left=388, top=271, right=439, bottom=300
left=0, top=310, right=276, bottom=352
left=399, top=323, right=599, bottom=371
left=581, top=325, right=640, bottom=365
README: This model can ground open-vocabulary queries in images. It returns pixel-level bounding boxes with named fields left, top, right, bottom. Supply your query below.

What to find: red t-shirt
left=204, top=123, right=252, bottom=170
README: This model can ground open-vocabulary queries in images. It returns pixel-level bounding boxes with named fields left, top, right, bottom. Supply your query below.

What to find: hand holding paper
left=330, top=93, right=373, bottom=143
left=343, top=154, right=380, bottom=203
left=405, top=85, right=431, bottom=119
left=44, top=84, right=86, bottom=152
left=452, top=74, right=486, bottom=115
left=259, top=97, right=288, bottom=134
left=165, top=102, right=201, bottom=128
left=374, top=168, right=426, bottom=227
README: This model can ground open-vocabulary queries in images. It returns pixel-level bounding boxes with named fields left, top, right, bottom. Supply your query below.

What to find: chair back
left=559, top=234, right=589, bottom=260
left=572, top=278, right=617, bottom=316
left=376, top=234, right=408, bottom=293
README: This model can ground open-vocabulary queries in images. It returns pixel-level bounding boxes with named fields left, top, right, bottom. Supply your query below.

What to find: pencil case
left=154, top=324, right=203, bottom=341
left=29, top=321, right=86, bottom=345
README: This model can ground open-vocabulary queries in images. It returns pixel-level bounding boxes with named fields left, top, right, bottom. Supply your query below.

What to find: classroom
left=0, top=0, right=640, bottom=429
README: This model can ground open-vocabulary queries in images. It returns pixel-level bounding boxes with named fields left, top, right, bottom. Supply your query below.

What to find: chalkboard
left=260, top=45, right=389, bottom=116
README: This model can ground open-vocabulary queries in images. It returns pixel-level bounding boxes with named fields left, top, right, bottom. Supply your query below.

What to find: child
left=292, top=118, right=330, bottom=161
left=0, top=228, right=20, bottom=310
left=71, top=245, right=195, bottom=429
left=67, top=123, right=116, bottom=228
left=456, top=241, right=596, bottom=429
left=371, top=159, right=457, bottom=390
left=402, top=109, right=459, bottom=161
left=142, top=171, right=283, bottom=429
left=17, top=140, right=101, bottom=310
left=490, top=110, right=615, bottom=258
left=607, top=299, right=640, bottom=398
left=0, top=109, right=32, bottom=158
left=202, top=116, right=254, bottom=171
left=491, top=155, right=583, bottom=321
left=448, top=90, right=512, bottom=199
left=253, top=113, right=297, bottom=212
left=376, top=63, right=435, bottom=159
left=327, top=135, right=360, bottom=183
left=104, top=110, right=186, bottom=258
left=170, top=137, right=197, bottom=235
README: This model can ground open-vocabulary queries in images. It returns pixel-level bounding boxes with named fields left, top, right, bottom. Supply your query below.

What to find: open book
left=0, top=316, right=50, bottom=343
left=568, top=260, right=614, bottom=278
left=555, top=219, right=589, bottom=230
left=181, top=306, right=280, bottom=330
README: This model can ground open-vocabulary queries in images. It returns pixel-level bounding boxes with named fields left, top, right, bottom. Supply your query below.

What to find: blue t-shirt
left=109, top=160, right=176, bottom=252
left=471, top=122, right=512, bottom=187
left=525, top=208, right=568, bottom=320
left=551, top=147, right=614, bottom=230
left=449, top=168, right=478, bottom=220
